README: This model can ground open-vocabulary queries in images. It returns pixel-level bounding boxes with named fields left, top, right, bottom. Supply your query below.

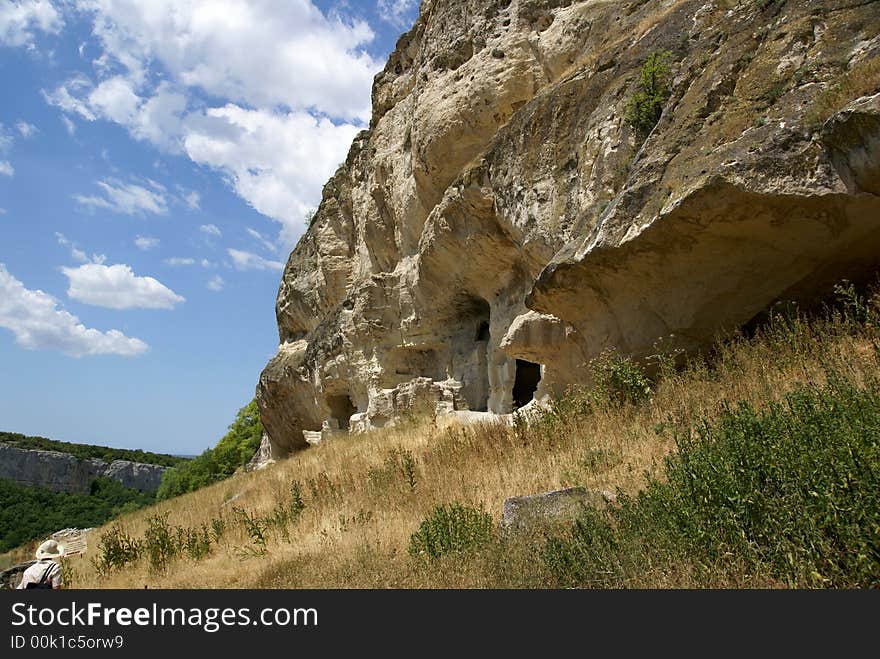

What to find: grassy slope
left=60, top=292, right=880, bottom=589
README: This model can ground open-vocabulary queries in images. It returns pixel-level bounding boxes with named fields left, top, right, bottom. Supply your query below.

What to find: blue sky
left=0, top=0, right=419, bottom=454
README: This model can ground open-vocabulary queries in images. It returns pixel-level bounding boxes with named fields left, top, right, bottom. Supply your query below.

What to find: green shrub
left=408, top=503, right=495, bottom=560
left=143, top=513, right=179, bottom=572
left=544, top=371, right=880, bottom=588
left=92, top=525, right=141, bottom=576
left=589, top=350, right=653, bottom=406
left=625, top=51, right=673, bottom=135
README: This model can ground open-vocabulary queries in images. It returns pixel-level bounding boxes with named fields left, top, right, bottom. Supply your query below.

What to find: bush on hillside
left=409, top=503, right=495, bottom=560
left=544, top=371, right=880, bottom=588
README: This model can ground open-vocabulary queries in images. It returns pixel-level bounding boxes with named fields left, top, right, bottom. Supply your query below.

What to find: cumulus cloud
left=135, top=235, right=159, bottom=250
left=0, top=263, right=147, bottom=357
left=199, top=223, right=221, bottom=237
left=0, top=161, right=13, bottom=177
left=62, top=263, right=185, bottom=310
left=73, top=0, right=378, bottom=121
left=164, top=257, right=194, bottom=266
left=227, top=248, right=283, bottom=272
left=185, top=105, right=358, bottom=245
left=87, top=75, right=141, bottom=124
left=206, top=274, right=224, bottom=292
left=0, top=0, right=63, bottom=47
left=34, top=0, right=379, bottom=246
left=74, top=179, right=168, bottom=216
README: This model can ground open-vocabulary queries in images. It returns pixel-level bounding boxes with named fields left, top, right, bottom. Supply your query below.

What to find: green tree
left=626, top=51, right=673, bottom=135
left=157, top=399, right=263, bottom=500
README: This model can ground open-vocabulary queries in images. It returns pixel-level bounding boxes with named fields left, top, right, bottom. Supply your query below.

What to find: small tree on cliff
left=626, top=51, right=673, bottom=136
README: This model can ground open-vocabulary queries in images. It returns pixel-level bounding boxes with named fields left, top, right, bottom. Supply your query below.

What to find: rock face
left=244, top=433, right=276, bottom=472
left=102, top=460, right=166, bottom=492
left=0, top=444, right=166, bottom=493
left=258, top=0, right=880, bottom=457
left=502, top=487, right=615, bottom=531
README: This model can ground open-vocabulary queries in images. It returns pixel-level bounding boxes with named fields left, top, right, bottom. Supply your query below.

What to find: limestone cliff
left=0, top=444, right=166, bottom=493
left=258, top=0, right=880, bottom=457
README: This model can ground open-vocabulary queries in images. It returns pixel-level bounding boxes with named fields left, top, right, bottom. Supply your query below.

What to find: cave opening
left=475, top=321, right=490, bottom=342
left=512, top=359, right=542, bottom=409
left=327, top=394, right=356, bottom=430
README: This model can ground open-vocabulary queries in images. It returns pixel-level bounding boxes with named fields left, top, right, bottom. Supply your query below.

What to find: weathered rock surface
left=258, top=0, right=880, bottom=457
left=244, top=433, right=276, bottom=472
left=0, top=443, right=166, bottom=493
left=102, top=460, right=165, bottom=492
left=502, top=487, right=616, bottom=531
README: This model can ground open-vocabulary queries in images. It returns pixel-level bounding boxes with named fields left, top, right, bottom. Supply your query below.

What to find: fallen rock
left=502, top=487, right=616, bottom=531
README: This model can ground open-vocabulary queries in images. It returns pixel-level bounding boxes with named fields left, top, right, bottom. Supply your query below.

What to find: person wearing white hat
left=17, top=539, right=65, bottom=589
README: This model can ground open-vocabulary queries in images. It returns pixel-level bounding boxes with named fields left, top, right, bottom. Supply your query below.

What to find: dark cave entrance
left=327, top=394, right=356, bottom=430
left=512, top=359, right=542, bottom=409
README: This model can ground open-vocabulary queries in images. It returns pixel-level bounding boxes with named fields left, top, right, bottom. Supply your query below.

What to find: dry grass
left=806, top=55, right=880, bottom=129
left=53, top=294, right=880, bottom=589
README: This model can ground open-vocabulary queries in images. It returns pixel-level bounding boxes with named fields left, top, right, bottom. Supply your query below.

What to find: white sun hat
left=35, top=539, right=65, bottom=560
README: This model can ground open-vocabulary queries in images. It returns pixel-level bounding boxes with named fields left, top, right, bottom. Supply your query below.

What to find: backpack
left=25, top=563, right=56, bottom=590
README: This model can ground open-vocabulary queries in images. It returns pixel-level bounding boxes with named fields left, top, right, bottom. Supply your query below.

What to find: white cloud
left=87, top=75, right=141, bottom=124
left=129, top=83, right=188, bottom=150
left=135, top=235, right=159, bottom=250
left=74, top=179, right=168, bottom=215
left=16, top=121, right=38, bottom=138
left=72, top=0, right=378, bottom=121
left=184, top=105, right=358, bottom=246
left=199, top=223, right=221, bottom=237
left=206, top=274, right=224, bottom=292
left=200, top=258, right=212, bottom=268
left=164, top=257, right=194, bottom=266
left=61, top=115, right=76, bottom=135
left=62, top=263, right=185, bottom=310
left=37, top=1, right=379, bottom=247
left=0, top=161, right=13, bottom=177
left=227, top=248, right=283, bottom=272
left=181, top=189, right=200, bottom=210
left=56, top=233, right=89, bottom=264
left=378, top=0, right=419, bottom=29
left=247, top=227, right=278, bottom=254
left=0, top=263, right=147, bottom=357
left=0, top=0, right=63, bottom=48
left=43, top=77, right=97, bottom=121
left=0, top=124, right=11, bottom=152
